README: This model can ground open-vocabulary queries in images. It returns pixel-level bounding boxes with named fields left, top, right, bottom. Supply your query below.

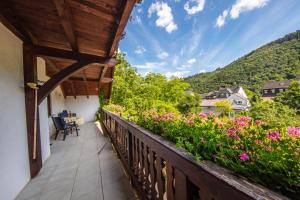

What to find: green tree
left=177, top=92, right=202, bottom=114
left=109, top=53, right=191, bottom=115
left=275, top=81, right=300, bottom=114
left=249, top=100, right=300, bottom=128
left=215, top=100, right=233, bottom=116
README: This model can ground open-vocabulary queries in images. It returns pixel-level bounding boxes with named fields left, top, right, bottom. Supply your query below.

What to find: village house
left=201, top=86, right=250, bottom=114
left=262, top=78, right=299, bottom=97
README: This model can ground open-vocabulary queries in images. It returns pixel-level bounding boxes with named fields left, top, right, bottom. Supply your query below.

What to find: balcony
left=16, top=123, right=137, bottom=200
left=101, top=109, right=287, bottom=200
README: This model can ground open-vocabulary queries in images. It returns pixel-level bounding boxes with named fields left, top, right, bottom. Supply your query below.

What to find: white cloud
left=148, top=2, right=178, bottom=33
left=157, top=51, right=169, bottom=59
left=216, top=0, right=270, bottom=28
left=187, top=58, right=196, bottom=64
left=137, top=8, right=143, bottom=13
left=134, top=62, right=166, bottom=69
left=230, top=0, right=270, bottom=19
left=184, top=0, right=205, bottom=15
left=134, top=16, right=142, bottom=24
left=216, top=10, right=228, bottom=27
left=199, top=69, right=207, bottom=73
left=172, top=55, right=179, bottom=66
left=165, top=71, right=190, bottom=78
left=134, top=45, right=146, bottom=55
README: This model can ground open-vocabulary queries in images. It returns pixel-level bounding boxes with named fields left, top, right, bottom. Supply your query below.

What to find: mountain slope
left=185, top=30, right=300, bottom=93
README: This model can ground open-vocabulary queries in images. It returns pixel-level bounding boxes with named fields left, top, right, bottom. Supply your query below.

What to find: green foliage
left=129, top=110, right=300, bottom=199
left=214, top=100, right=233, bottom=116
left=103, top=104, right=125, bottom=116
left=98, top=89, right=105, bottom=108
left=177, top=92, right=202, bottom=114
left=108, top=53, right=190, bottom=116
left=275, top=81, right=300, bottom=114
left=95, top=89, right=106, bottom=121
left=249, top=101, right=300, bottom=129
left=185, top=30, right=300, bottom=93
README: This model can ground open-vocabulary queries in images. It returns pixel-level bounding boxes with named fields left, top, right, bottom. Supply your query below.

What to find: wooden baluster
left=166, top=162, right=175, bottom=200
left=132, top=136, right=137, bottom=173
left=156, top=157, right=164, bottom=200
left=136, top=138, right=141, bottom=180
left=127, top=131, right=133, bottom=168
left=174, top=168, right=188, bottom=200
left=139, top=140, right=145, bottom=186
left=109, top=116, right=111, bottom=132
left=144, top=145, right=150, bottom=198
left=148, top=150, right=156, bottom=199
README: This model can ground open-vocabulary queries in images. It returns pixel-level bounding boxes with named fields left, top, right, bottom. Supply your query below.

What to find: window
left=279, top=88, right=283, bottom=92
left=271, top=89, right=275, bottom=93
left=237, top=101, right=242, bottom=105
left=264, top=90, right=268, bottom=94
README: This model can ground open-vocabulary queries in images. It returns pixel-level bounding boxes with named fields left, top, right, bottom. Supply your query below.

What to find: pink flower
left=208, top=111, right=215, bottom=116
left=287, top=127, right=300, bottom=138
left=198, top=112, right=207, bottom=119
left=235, top=116, right=252, bottom=127
left=255, top=120, right=263, bottom=126
left=186, top=119, right=194, bottom=125
left=235, top=121, right=247, bottom=127
left=255, top=140, right=263, bottom=145
left=239, top=152, right=249, bottom=161
left=156, top=112, right=175, bottom=122
left=226, top=128, right=238, bottom=137
left=267, top=131, right=281, bottom=141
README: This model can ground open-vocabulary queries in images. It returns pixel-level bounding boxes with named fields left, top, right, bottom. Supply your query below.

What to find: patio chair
left=52, top=116, right=70, bottom=141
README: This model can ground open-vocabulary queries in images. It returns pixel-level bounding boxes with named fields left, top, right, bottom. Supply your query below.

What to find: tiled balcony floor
left=16, top=123, right=137, bottom=200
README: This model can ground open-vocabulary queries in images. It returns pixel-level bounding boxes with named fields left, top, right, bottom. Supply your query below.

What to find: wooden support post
left=23, top=43, right=42, bottom=178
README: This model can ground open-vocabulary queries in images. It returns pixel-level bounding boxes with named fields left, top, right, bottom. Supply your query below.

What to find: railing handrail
left=102, top=109, right=288, bottom=200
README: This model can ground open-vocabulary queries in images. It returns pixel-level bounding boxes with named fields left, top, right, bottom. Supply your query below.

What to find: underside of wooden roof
left=0, top=0, right=138, bottom=99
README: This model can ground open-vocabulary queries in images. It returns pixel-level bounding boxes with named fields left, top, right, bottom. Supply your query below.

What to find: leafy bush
left=103, top=104, right=125, bottom=116
left=107, top=107, right=300, bottom=198
left=249, top=100, right=300, bottom=129
left=275, top=80, right=300, bottom=114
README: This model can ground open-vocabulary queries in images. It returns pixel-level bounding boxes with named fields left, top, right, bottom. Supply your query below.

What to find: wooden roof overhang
left=0, top=0, right=139, bottom=101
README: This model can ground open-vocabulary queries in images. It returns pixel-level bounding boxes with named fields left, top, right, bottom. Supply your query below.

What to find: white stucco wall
left=65, top=96, right=99, bottom=122
left=37, top=58, right=51, bottom=163
left=36, top=57, right=66, bottom=136
left=0, top=23, right=30, bottom=200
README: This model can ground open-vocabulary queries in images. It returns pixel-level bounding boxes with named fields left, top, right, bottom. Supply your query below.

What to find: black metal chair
left=52, top=116, right=79, bottom=140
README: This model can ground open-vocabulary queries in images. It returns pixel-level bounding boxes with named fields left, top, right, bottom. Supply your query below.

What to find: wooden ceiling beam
left=69, top=77, right=98, bottom=82
left=38, top=60, right=92, bottom=104
left=53, top=0, right=78, bottom=52
left=71, top=0, right=117, bottom=19
left=98, top=66, right=108, bottom=89
left=108, top=0, right=136, bottom=57
left=0, top=2, right=34, bottom=43
left=31, top=45, right=110, bottom=63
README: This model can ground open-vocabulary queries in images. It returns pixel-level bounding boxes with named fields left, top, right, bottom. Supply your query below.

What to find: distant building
left=201, top=86, right=250, bottom=114
left=262, top=80, right=293, bottom=97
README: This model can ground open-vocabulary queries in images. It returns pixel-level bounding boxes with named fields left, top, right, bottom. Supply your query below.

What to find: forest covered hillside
left=185, top=30, right=300, bottom=93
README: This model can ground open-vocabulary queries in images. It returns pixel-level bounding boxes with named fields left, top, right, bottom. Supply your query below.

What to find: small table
left=64, top=117, right=84, bottom=126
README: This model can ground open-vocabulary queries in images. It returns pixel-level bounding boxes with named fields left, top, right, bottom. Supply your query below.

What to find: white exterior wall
left=0, top=23, right=31, bottom=200
left=37, top=58, right=51, bottom=163
left=65, top=96, right=99, bottom=122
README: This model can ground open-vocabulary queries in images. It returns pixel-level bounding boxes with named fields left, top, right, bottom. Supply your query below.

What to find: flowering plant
left=105, top=107, right=300, bottom=198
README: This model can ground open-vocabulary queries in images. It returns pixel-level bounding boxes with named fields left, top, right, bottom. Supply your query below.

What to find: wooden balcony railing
left=101, top=109, right=286, bottom=200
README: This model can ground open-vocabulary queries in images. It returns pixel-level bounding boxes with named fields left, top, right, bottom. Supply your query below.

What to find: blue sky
left=119, top=0, right=300, bottom=78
